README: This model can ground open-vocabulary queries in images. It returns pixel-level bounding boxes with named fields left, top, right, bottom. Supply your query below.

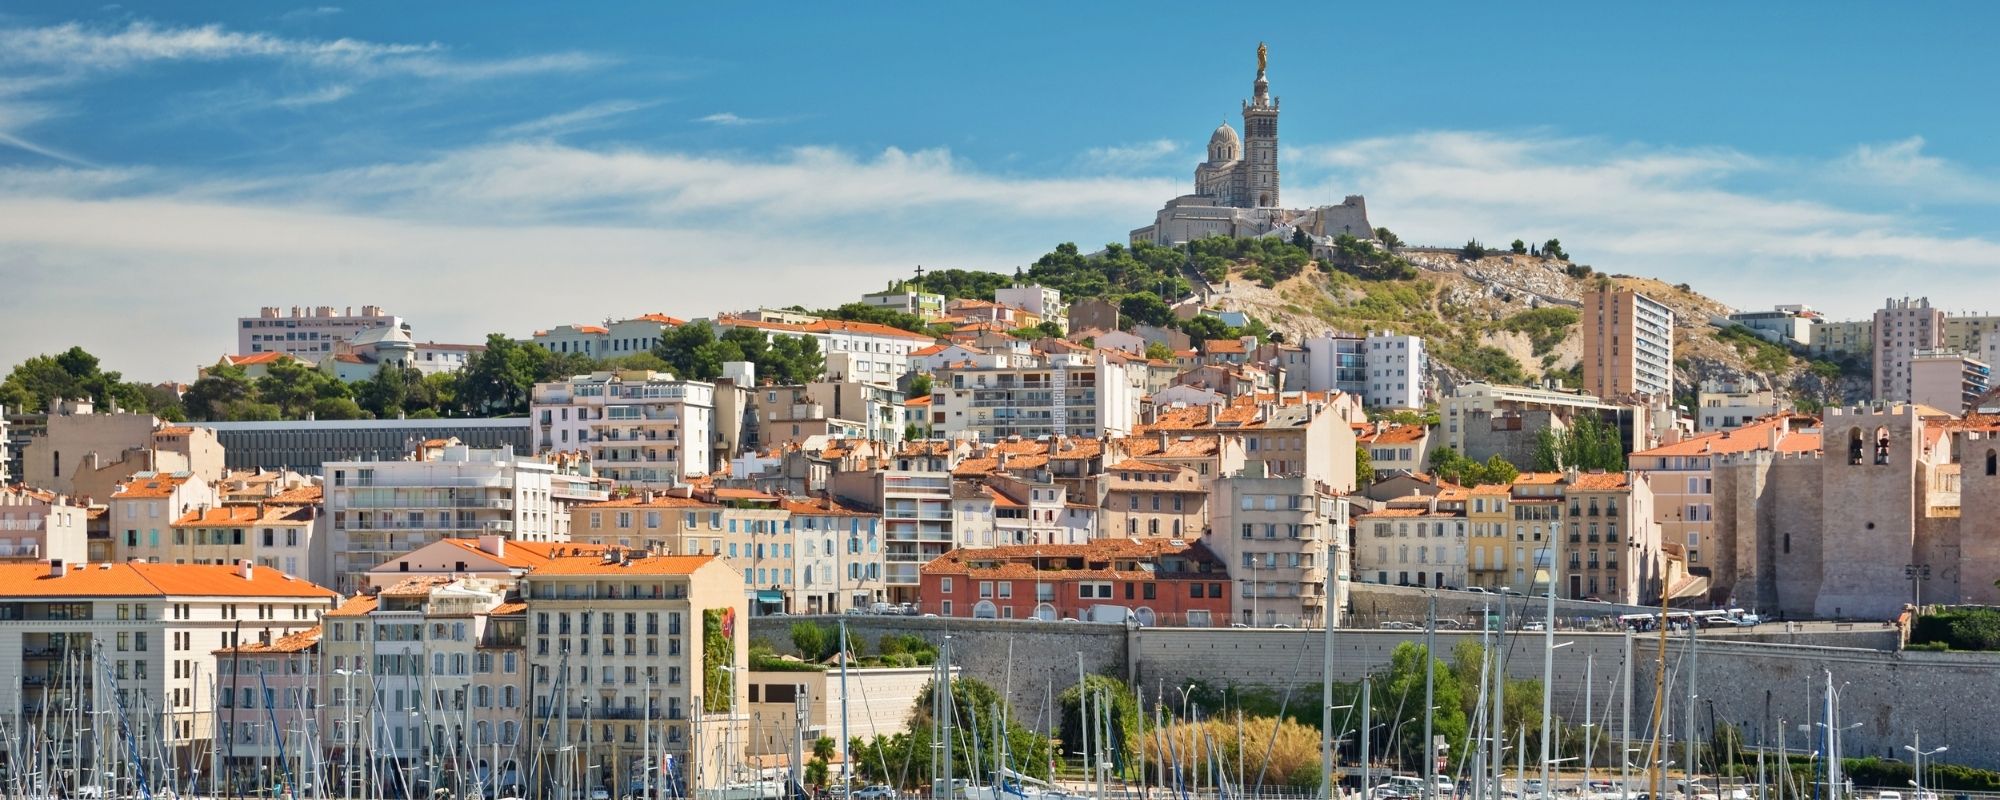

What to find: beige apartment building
left=1582, top=288, right=1676, bottom=401
left=521, top=552, right=746, bottom=794
left=1098, top=460, right=1209, bottom=540
left=1205, top=473, right=1348, bottom=627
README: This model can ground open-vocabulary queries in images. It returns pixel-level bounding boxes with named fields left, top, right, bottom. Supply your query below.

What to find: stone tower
left=1241, top=43, right=1280, bottom=208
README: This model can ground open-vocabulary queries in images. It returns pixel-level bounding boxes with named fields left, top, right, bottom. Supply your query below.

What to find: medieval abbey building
left=1131, top=44, right=1375, bottom=247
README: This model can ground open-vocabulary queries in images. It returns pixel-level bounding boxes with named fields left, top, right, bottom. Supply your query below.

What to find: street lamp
left=1903, top=735, right=1946, bottom=800
left=1905, top=565, right=1932, bottom=608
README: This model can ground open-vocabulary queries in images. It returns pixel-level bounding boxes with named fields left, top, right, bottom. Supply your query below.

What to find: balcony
left=337, top=475, right=510, bottom=489
left=341, top=498, right=513, bottom=510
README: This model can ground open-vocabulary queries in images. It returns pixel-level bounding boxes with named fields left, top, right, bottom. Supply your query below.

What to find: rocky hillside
left=1203, top=245, right=1866, bottom=407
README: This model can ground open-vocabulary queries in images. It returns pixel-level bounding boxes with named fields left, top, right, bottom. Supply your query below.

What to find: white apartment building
left=532, top=314, right=686, bottom=359
left=1354, top=505, right=1469, bottom=590
left=521, top=552, right=746, bottom=794
left=238, top=305, right=404, bottom=357
left=1695, top=383, right=1784, bottom=432
left=859, top=287, right=945, bottom=318
left=532, top=371, right=717, bottom=486
left=0, top=561, right=336, bottom=759
left=929, top=353, right=1142, bottom=441
left=714, top=317, right=934, bottom=388
left=1364, top=333, right=1427, bottom=409
left=1910, top=350, right=1992, bottom=414
left=1873, top=296, right=1947, bottom=402
left=0, top=486, right=89, bottom=562
left=993, top=285, right=1065, bottom=323
left=110, top=472, right=220, bottom=563
left=324, top=442, right=571, bottom=594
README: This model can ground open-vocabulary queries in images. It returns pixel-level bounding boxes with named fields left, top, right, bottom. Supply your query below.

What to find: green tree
left=1356, top=443, right=1374, bottom=480
left=184, top=362, right=256, bottom=421
left=458, top=334, right=546, bottom=414
left=1373, top=642, right=1470, bottom=768
left=1119, top=293, right=1174, bottom=328
left=254, top=358, right=350, bottom=419
left=1510, top=239, right=1529, bottom=255
left=764, top=333, right=825, bottom=384
left=1531, top=415, right=1626, bottom=472
left=790, top=621, right=836, bottom=662
left=1461, top=239, right=1488, bottom=260
left=850, top=677, right=1053, bottom=787
left=1059, top=675, right=1141, bottom=769
left=356, top=364, right=412, bottom=419
left=1542, top=239, right=1568, bottom=260
left=311, top=396, right=369, bottom=420
left=1144, top=341, right=1176, bottom=361
left=906, top=373, right=933, bottom=400
left=1374, top=227, right=1404, bottom=248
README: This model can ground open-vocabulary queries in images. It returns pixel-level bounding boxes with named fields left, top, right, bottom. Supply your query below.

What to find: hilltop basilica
left=1130, top=44, right=1375, bottom=247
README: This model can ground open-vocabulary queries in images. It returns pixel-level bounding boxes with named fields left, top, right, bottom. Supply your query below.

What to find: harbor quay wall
left=756, top=617, right=2000, bottom=770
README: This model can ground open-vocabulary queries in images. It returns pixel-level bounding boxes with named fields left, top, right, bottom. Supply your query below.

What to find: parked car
left=853, top=786, right=897, bottom=800
left=1463, top=586, right=1492, bottom=594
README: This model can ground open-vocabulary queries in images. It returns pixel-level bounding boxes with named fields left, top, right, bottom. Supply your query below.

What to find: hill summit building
left=1131, top=43, right=1374, bottom=247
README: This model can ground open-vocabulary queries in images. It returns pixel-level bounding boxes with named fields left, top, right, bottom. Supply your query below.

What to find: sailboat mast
left=1424, top=597, right=1436, bottom=800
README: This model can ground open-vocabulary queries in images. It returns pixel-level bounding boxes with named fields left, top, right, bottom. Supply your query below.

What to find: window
left=940, top=577, right=953, bottom=594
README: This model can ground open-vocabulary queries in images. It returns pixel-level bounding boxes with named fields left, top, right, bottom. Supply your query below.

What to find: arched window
left=1848, top=428, right=1865, bottom=465
left=502, top=721, right=518, bottom=744
left=476, top=721, right=491, bottom=745
left=1874, top=426, right=1891, bottom=465
left=973, top=600, right=997, bottom=619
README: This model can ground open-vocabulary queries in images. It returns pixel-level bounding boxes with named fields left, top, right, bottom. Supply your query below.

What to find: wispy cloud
left=498, top=99, right=654, bottom=138
left=0, top=20, right=603, bottom=80
left=273, top=83, right=353, bottom=108
left=1081, top=139, right=1179, bottom=170
left=1833, top=136, right=2000, bottom=203
left=696, top=112, right=771, bottom=126
left=278, top=6, right=343, bottom=21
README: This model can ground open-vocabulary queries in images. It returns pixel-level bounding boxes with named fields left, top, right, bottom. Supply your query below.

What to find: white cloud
left=499, top=99, right=654, bottom=138
left=1834, top=136, right=2000, bottom=203
left=0, top=20, right=602, bottom=79
left=1081, top=139, right=1179, bottom=171
left=696, top=112, right=771, bottom=126
left=273, top=83, right=353, bottom=108
left=278, top=6, right=343, bottom=21
left=1291, top=131, right=2000, bottom=316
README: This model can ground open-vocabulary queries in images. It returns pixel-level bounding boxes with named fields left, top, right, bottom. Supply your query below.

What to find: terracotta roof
left=226, top=352, right=302, bottom=366
left=906, top=395, right=933, bottom=407
left=806, top=319, right=937, bottom=341
left=172, top=505, right=313, bottom=526
left=528, top=554, right=716, bottom=576
left=155, top=426, right=196, bottom=436
left=490, top=601, right=527, bottom=615
left=579, top=495, right=720, bottom=510
left=421, top=539, right=612, bottom=570
left=1204, top=339, right=1247, bottom=354
left=1358, top=424, right=1428, bottom=445
left=326, top=595, right=378, bottom=617
left=111, top=472, right=198, bottom=499
left=706, top=487, right=777, bottom=501
left=215, top=626, right=321, bottom=655
left=576, top=325, right=609, bottom=334
left=1631, top=415, right=1819, bottom=458
left=263, top=485, right=324, bottom=505
left=779, top=495, right=872, bottom=517
left=1123, top=435, right=1222, bottom=458
left=0, top=562, right=338, bottom=599
left=1108, top=459, right=1177, bottom=473
left=2, top=485, right=63, bottom=503
left=632, top=313, right=685, bottom=325
left=1513, top=472, right=1564, bottom=485
left=378, top=575, right=457, bottom=597
left=1566, top=472, right=1632, bottom=491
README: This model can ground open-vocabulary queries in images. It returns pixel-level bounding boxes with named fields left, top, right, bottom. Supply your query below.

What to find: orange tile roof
left=806, top=319, right=938, bottom=341
left=1566, top=472, right=1632, bottom=491
left=326, top=595, right=378, bottom=617
left=1204, top=339, right=1247, bottom=354
left=576, top=325, right=609, bottom=334
left=2, top=485, right=63, bottom=503
left=779, top=495, right=872, bottom=516
left=378, top=575, right=457, bottom=597
left=579, top=495, right=720, bottom=510
left=632, top=313, right=686, bottom=325
left=528, top=554, right=716, bottom=576
left=1108, top=459, right=1177, bottom=473
left=1358, top=424, right=1428, bottom=445
left=490, top=601, right=527, bottom=615
left=1631, top=415, right=1819, bottom=458
left=172, top=505, right=313, bottom=526
left=1513, top=472, right=1564, bottom=485
left=155, top=426, right=197, bottom=436
left=215, top=626, right=322, bottom=655
left=418, top=539, right=612, bottom=570
left=0, top=562, right=338, bottom=599
left=1123, top=435, right=1222, bottom=458
left=226, top=352, right=302, bottom=366
left=906, top=395, right=933, bottom=407
left=111, top=472, right=197, bottom=499
left=706, top=487, right=777, bottom=501
left=263, top=485, right=324, bottom=505
left=923, top=539, right=1224, bottom=581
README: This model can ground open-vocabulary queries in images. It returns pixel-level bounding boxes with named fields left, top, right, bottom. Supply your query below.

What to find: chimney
left=1158, top=431, right=1169, bottom=450
left=237, top=559, right=254, bottom=581
left=1206, top=405, right=1218, bottom=425
left=49, top=559, right=67, bottom=578
left=479, top=534, right=506, bottom=558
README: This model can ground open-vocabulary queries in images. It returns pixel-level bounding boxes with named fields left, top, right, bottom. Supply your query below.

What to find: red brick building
left=917, top=539, right=1232, bottom=626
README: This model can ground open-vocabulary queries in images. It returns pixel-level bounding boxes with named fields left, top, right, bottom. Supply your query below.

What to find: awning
left=756, top=591, right=785, bottom=604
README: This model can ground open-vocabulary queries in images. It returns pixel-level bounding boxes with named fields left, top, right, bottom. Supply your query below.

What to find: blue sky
left=3, top=3, right=2000, bottom=380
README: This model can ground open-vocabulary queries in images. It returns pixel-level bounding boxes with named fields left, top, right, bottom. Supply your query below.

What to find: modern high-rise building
left=1909, top=350, right=1991, bottom=413
left=1873, top=296, right=1946, bottom=401
left=1581, top=288, right=1676, bottom=400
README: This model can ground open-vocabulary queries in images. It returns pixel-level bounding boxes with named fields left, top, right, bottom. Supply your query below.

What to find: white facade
left=1873, top=296, right=1946, bottom=402
left=532, top=371, right=716, bottom=485
left=1364, top=333, right=1427, bottom=408
left=993, top=285, right=1064, bottom=320
left=0, top=487, right=89, bottom=562
left=323, top=444, right=565, bottom=594
left=859, top=288, right=944, bottom=318
left=1355, top=511, right=1469, bottom=590
left=930, top=354, right=1142, bottom=441
left=0, top=561, right=336, bottom=755
left=1695, top=385, right=1784, bottom=432
left=532, top=314, right=683, bottom=359
left=238, top=305, right=403, bottom=357
left=1910, top=350, right=1992, bottom=414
